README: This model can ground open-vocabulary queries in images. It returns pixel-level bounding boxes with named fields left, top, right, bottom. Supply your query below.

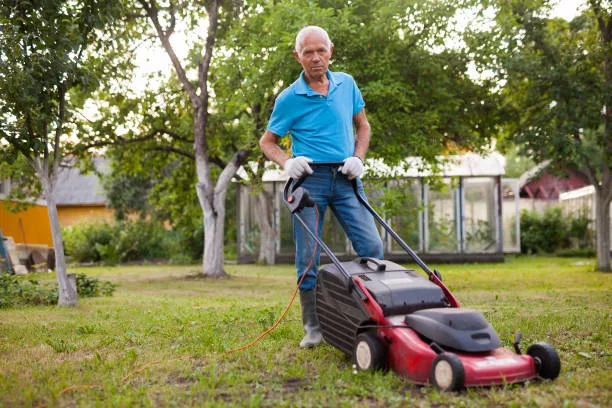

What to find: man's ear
left=293, top=50, right=300, bottom=62
left=329, top=44, right=334, bottom=57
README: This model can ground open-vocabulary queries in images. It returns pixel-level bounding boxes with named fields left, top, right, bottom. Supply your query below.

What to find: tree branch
left=199, top=0, right=219, bottom=101
left=144, top=146, right=195, bottom=160
left=137, top=0, right=199, bottom=104
left=215, top=149, right=250, bottom=194
left=52, top=84, right=66, bottom=179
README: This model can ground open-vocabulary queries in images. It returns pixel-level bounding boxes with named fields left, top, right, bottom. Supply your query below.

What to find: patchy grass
left=0, top=256, right=610, bottom=407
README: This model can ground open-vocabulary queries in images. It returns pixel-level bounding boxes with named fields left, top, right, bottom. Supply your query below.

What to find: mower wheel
left=527, top=342, right=561, bottom=380
left=430, top=353, right=465, bottom=392
left=353, top=332, right=387, bottom=371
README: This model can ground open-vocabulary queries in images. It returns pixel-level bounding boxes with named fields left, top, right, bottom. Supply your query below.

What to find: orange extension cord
left=226, top=205, right=320, bottom=354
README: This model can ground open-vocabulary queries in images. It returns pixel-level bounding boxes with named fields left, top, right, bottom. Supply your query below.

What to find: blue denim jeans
left=293, top=166, right=384, bottom=291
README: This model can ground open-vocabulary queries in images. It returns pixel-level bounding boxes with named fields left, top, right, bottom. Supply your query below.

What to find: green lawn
left=0, top=256, right=610, bottom=407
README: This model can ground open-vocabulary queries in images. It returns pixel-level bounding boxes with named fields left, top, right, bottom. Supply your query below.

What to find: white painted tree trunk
left=595, top=189, right=611, bottom=272
left=198, top=184, right=227, bottom=278
left=195, top=149, right=248, bottom=277
left=254, top=189, right=276, bottom=264
left=41, top=175, right=78, bottom=306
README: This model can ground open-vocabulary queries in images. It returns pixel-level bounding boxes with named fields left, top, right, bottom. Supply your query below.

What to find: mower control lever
left=284, top=187, right=315, bottom=214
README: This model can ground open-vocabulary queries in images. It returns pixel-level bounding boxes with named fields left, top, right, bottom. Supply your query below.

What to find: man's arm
left=352, top=109, right=371, bottom=161
left=259, top=130, right=290, bottom=167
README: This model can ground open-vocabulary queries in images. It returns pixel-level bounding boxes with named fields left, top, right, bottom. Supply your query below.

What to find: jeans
left=293, top=166, right=384, bottom=291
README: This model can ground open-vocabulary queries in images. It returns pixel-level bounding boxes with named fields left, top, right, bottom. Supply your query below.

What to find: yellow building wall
left=57, top=205, right=114, bottom=228
left=0, top=203, right=115, bottom=248
left=0, top=201, right=53, bottom=247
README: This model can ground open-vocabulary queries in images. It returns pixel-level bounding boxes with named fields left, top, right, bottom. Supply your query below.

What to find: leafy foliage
left=0, top=275, right=58, bottom=308
left=75, top=273, right=116, bottom=297
left=0, top=0, right=130, bottom=163
left=468, top=0, right=611, bottom=269
left=62, top=221, right=114, bottom=263
left=62, top=219, right=176, bottom=264
left=520, top=206, right=594, bottom=254
left=0, top=272, right=115, bottom=308
left=0, top=0, right=136, bottom=303
left=216, top=0, right=498, bottom=168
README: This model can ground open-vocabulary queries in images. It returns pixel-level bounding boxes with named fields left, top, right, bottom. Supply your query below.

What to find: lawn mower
left=283, top=164, right=561, bottom=391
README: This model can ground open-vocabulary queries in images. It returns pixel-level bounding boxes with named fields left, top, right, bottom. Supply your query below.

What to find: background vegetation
left=520, top=206, right=595, bottom=255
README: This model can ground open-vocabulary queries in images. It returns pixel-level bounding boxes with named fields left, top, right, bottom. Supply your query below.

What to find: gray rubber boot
left=299, top=290, right=322, bottom=348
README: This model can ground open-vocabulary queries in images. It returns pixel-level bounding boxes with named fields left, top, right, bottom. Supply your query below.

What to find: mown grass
left=0, top=256, right=610, bottom=407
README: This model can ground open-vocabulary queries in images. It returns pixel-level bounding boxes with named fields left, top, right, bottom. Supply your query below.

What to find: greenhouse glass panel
left=381, top=179, right=421, bottom=253
left=427, top=179, right=458, bottom=253
left=463, top=178, right=496, bottom=253
left=502, top=179, right=520, bottom=253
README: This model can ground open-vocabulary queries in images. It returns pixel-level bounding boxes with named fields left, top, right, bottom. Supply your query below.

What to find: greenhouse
left=237, top=153, right=520, bottom=264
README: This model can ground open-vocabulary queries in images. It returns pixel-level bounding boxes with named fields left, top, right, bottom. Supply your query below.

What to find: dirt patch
left=282, top=377, right=309, bottom=392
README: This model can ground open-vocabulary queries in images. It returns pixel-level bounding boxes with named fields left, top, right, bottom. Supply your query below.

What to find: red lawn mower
left=284, top=165, right=561, bottom=391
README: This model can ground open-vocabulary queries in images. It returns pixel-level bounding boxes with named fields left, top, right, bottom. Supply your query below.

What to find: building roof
left=518, top=160, right=551, bottom=189
left=239, top=152, right=506, bottom=182
left=517, top=161, right=590, bottom=200
left=55, top=157, right=108, bottom=206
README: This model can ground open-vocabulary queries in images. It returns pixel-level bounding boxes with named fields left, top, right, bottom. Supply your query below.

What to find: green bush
left=0, top=273, right=116, bottom=308
left=63, top=221, right=114, bottom=263
left=520, top=206, right=594, bottom=255
left=173, top=221, right=205, bottom=263
left=63, top=219, right=181, bottom=264
left=75, top=273, right=116, bottom=297
left=62, top=217, right=239, bottom=265
left=113, top=219, right=171, bottom=262
left=0, top=274, right=58, bottom=307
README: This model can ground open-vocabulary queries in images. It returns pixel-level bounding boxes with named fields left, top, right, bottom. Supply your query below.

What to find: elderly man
left=259, top=26, right=383, bottom=348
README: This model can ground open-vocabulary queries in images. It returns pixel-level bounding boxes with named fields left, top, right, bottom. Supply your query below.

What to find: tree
left=470, top=0, right=611, bottom=271
left=121, top=0, right=248, bottom=277
left=214, top=0, right=499, bottom=262
left=0, top=0, right=127, bottom=305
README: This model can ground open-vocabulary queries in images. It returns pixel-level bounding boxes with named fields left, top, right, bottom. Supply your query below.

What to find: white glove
left=284, top=156, right=313, bottom=179
left=339, top=156, right=364, bottom=180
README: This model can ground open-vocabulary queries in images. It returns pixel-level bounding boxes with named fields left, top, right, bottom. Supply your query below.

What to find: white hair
left=295, top=26, right=333, bottom=54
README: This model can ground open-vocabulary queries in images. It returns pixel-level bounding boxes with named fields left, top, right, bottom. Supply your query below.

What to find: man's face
left=293, top=31, right=333, bottom=81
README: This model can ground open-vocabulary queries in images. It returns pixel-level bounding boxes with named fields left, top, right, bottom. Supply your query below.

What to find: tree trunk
left=195, top=129, right=249, bottom=277
left=255, top=189, right=276, bottom=264
left=194, top=104, right=228, bottom=278
left=42, top=177, right=78, bottom=306
left=595, top=189, right=611, bottom=272
left=200, top=188, right=227, bottom=278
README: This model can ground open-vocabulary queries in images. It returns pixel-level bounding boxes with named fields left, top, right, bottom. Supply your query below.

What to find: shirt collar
left=295, top=70, right=344, bottom=96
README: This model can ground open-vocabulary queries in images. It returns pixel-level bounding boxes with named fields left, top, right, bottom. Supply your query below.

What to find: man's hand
left=284, top=157, right=313, bottom=179
left=339, top=156, right=364, bottom=180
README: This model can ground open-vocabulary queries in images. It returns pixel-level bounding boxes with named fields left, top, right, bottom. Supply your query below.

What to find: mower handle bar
left=282, top=161, right=436, bottom=280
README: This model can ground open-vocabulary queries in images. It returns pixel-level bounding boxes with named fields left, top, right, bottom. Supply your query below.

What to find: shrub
left=62, top=217, right=236, bottom=265
left=63, top=219, right=178, bottom=264
left=75, top=273, right=116, bottom=297
left=174, top=221, right=204, bottom=263
left=0, top=274, right=57, bottom=307
left=113, top=219, right=170, bottom=262
left=520, top=206, right=594, bottom=255
left=63, top=221, right=114, bottom=263
left=0, top=272, right=115, bottom=308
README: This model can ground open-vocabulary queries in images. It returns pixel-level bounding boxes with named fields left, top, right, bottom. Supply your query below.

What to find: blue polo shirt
left=266, top=70, right=365, bottom=162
